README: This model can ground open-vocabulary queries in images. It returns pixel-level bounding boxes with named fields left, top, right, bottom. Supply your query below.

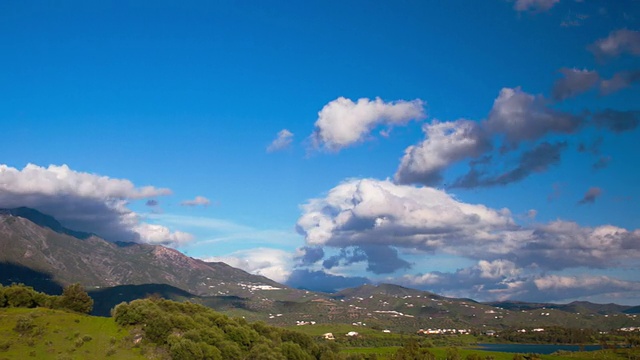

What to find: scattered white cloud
left=310, top=97, right=426, bottom=152
left=203, top=248, right=294, bottom=283
left=394, top=120, right=491, bottom=185
left=0, top=163, right=191, bottom=247
left=513, top=0, right=560, bottom=12
left=181, top=195, right=211, bottom=207
left=551, top=68, right=600, bottom=101
left=578, top=186, right=602, bottom=205
left=599, top=70, right=640, bottom=95
left=267, top=129, right=294, bottom=152
left=590, top=29, right=640, bottom=59
left=486, top=87, right=583, bottom=146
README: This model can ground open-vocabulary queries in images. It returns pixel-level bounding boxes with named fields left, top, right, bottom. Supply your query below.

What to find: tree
left=59, top=283, right=93, bottom=313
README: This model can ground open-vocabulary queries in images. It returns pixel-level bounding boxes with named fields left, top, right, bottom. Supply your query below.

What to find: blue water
left=476, top=343, right=601, bottom=354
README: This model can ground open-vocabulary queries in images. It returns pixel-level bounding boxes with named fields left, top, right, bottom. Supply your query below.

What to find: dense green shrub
left=0, top=283, right=93, bottom=314
left=112, top=298, right=340, bottom=360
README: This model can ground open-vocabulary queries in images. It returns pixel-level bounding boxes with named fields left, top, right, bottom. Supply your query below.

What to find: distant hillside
left=2, top=207, right=639, bottom=333
left=0, top=208, right=305, bottom=301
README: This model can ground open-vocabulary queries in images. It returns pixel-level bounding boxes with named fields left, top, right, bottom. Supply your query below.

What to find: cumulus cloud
left=600, top=70, right=640, bottom=95
left=286, top=269, right=369, bottom=293
left=296, top=178, right=517, bottom=259
left=551, top=68, right=600, bottom=101
left=593, top=109, right=640, bottom=133
left=297, top=178, right=640, bottom=275
left=590, top=29, right=640, bottom=59
left=0, top=163, right=191, bottom=247
left=181, top=196, right=211, bottom=207
left=521, top=221, right=640, bottom=269
left=394, top=120, right=491, bottom=185
left=398, top=265, right=640, bottom=302
left=578, top=187, right=602, bottom=205
left=398, top=259, right=522, bottom=300
left=321, top=245, right=411, bottom=274
left=486, top=88, right=583, bottom=146
left=513, top=0, right=559, bottom=12
left=267, top=129, right=294, bottom=152
left=204, top=248, right=294, bottom=283
left=295, top=246, right=325, bottom=266
left=310, top=97, right=426, bottom=152
left=530, top=275, right=640, bottom=302
left=452, top=142, right=567, bottom=188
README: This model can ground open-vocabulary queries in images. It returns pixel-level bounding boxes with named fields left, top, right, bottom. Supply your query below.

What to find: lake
left=475, top=343, right=602, bottom=354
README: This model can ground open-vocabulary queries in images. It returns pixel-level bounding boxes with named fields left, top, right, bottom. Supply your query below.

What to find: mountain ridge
left=1, top=207, right=638, bottom=331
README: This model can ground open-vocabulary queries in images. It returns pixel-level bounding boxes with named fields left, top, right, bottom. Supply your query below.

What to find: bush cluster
left=112, top=298, right=342, bottom=360
left=0, top=283, right=93, bottom=314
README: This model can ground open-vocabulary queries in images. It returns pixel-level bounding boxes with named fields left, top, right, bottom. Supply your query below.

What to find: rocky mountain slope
left=0, top=208, right=306, bottom=301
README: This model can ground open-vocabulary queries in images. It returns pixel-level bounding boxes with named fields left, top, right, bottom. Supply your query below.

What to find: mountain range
left=1, top=207, right=638, bottom=332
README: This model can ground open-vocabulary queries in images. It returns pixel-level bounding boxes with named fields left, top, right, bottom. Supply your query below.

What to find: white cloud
left=134, top=223, right=194, bottom=247
left=599, top=70, right=640, bottom=95
left=203, top=248, right=294, bottom=283
left=267, top=129, right=294, bottom=152
left=551, top=68, right=600, bottom=101
left=310, top=97, right=426, bottom=152
left=296, top=178, right=516, bottom=254
left=590, top=29, right=640, bottom=59
left=297, top=178, right=640, bottom=273
left=397, top=265, right=640, bottom=303
left=394, top=120, right=491, bottom=185
left=0, top=163, right=170, bottom=199
left=486, top=87, right=583, bottom=145
left=181, top=195, right=211, bottom=207
left=513, top=0, right=559, bottom=12
left=0, top=163, right=191, bottom=247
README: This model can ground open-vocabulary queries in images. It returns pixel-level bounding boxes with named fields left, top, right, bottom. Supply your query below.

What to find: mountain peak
left=0, top=207, right=93, bottom=240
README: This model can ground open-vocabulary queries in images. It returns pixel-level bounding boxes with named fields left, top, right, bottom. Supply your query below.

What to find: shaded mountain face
left=0, top=207, right=92, bottom=239
left=0, top=208, right=298, bottom=299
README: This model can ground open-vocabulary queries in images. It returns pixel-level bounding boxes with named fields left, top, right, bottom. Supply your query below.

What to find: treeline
left=113, top=298, right=345, bottom=360
left=0, top=283, right=93, bottom=314
left=499, top=326, right=596, bottom=344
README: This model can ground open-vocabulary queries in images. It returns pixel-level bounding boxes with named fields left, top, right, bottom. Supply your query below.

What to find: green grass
left=0, top=307, right=146, bottom=360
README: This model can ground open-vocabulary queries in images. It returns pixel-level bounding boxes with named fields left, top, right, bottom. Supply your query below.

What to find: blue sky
left=1, top=0, right=640, bottom=304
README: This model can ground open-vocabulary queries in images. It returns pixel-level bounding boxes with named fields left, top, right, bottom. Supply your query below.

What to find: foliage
left=113, top=297, right=341, bottom=360
left=58, top=283, right=94, bottom=314
left=0, top=283, right=93, bottom=314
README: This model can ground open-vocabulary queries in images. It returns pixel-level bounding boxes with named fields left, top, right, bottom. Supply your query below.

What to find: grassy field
left=0, top=307, right=145, bottom=360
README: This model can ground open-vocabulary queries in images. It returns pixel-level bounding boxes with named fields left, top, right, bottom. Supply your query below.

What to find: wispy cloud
left=578, top=186, right=602, bottom=205
left=267, top=129, right=294, bottom=152
left=180, top=196, right=211, bottom=207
